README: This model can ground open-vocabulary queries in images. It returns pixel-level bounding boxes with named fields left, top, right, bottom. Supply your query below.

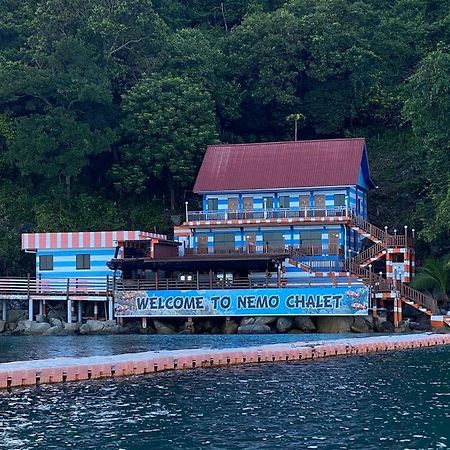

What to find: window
left=214, top=233, right=235, bottom=253
left=279, top=195, right=290, bottom=209
left=299, top=195, right=310, bottom=208
left=207, top=198, right=218, bottom=211
left=243, top=197, right=253, bottom=210
left=263, top=196, right=274, bottom=209
left=334, top=194, right=345, bottom=207
left=39, top=255, right=53, bottom=271
left=300, top=231, right=322, bottom=254
left=76, top=254, right=91, bottom=270
left=263, top=231, right=284, bottom=251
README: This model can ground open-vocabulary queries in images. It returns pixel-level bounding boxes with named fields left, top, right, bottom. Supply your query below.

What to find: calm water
left=0, top=335, right=449, bottom=450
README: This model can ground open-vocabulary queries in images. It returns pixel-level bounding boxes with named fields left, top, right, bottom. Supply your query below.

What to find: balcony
left=184, top=244, right=343, bottom=257
left=186, top=206, right=351, bottom=223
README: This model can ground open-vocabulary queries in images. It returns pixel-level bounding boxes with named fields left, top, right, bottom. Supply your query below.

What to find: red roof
left=194, top=138, right=371, bottom=193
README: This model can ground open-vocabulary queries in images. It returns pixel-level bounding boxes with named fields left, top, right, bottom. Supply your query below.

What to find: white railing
left=187, top=207, right=351, bottom=222
left=0, top=276, right=114, bottom=298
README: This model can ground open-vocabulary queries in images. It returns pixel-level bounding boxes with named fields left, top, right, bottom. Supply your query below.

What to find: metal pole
left=2, top=299, right=6, bottom=321
left=185, top=201, right=189, bottom=222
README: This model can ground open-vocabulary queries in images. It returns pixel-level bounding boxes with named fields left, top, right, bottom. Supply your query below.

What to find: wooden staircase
left=349, top=212, right=413, bottom=248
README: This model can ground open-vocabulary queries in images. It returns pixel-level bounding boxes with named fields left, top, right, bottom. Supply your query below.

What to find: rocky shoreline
left=0, top=307, right=438, bottom=336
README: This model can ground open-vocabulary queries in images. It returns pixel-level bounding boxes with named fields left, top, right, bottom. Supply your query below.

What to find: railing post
left=66, top=278, right=72, bottom=324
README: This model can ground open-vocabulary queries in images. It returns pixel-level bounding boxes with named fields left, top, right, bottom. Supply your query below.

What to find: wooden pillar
left=39, top=300, right=43, bottom=317
left=385, top=251, right=393, bottom=284
left=42, top=300, right=46, bottom=317
left=94, top=302, right=98, bottom=320
left=142, top=317, right=147, bottom=329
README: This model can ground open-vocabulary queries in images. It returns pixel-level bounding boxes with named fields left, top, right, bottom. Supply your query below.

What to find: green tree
left=114, top=75, right=218, bottom=208
left=403, top=45, right=450, bottom=243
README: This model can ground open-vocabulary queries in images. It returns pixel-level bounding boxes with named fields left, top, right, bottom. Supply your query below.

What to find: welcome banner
left=114, top=285, right=369, bottom=317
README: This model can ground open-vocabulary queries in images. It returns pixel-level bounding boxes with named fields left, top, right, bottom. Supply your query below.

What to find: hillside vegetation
left=0, top=0, right=449, bottom=274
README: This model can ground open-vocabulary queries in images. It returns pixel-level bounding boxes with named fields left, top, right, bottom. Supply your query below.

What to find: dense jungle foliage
left=0, top=0, right=449, bottom=275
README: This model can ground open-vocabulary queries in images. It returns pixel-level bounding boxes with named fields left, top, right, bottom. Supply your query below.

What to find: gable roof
left=193, top=138, right=375, bottom=193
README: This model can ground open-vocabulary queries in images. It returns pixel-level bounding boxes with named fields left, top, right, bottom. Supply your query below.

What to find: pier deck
left=0, top=333, right=448, bottom=389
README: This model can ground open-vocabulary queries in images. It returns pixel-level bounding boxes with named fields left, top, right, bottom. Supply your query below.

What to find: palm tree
left=286, top=113, right=305, bottom=141
left=412, top=256, right=450, bottom=306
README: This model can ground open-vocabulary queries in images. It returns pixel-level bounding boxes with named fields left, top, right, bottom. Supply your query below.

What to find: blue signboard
left=114, top=286, right=369, bottom=317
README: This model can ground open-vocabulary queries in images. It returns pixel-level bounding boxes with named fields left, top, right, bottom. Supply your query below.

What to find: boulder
left=26, top=322, right=51, bottom=335
left=179, top=320, right=195, bottom=334
left=35, top=314, right=47, bottom=323
left=0, top=320, right=6, bottom=333
left=276, top=317, right=294, bottom=333
left=294, top=316, right=316, bottom=332
left=316, top=317, right=354, bottom=333
left=394, top=320, right=408, bottom=333
left=240, top=317, right=255, bottom=326
left=379, top=320, right=394, bottom=333
left=64, top=322, right=81, bottom=333
left=409, top=315, right=430, bottom=331
left=43, top=326, right=68, bottom=336
left=254, top=316, right=278, bottom=326
left=351, top=317, right=371, bottom=333
left=14, top=319, right=33, bottom=333
left=86, top=320, right=106, bottom=333
left=153, top=319, right=176, bottom=335
left=49, top=318, right=63, bottom=328
left=47, top=309, right=65, bottom=323
left=237, top=324, right=272, bottom=334
left=7, top=309, right=27, bottom=324
left=79, top=323, right=91, bottom=335
left=222, top=319, right=238, bottom=334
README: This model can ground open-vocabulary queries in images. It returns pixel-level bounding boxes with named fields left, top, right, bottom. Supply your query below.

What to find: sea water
left=0, top=334, right=448, bottom=449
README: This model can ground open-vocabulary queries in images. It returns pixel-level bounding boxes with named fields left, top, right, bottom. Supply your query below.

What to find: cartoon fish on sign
left=351, top=302, right=367, bottom=310
left=346, top=290, right=360, bottom=298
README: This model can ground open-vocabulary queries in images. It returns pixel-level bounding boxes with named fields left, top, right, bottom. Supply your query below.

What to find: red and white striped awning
left=21, top=231, right=166, bottom=250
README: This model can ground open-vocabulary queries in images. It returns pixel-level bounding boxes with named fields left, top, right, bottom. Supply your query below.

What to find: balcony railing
left=184, top=244, right=343, bottom=257
left=187, top=207, right=350, bottom=222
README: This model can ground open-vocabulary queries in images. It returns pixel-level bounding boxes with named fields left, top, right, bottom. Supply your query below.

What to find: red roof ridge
left=208, top=137, right=365, bottom=149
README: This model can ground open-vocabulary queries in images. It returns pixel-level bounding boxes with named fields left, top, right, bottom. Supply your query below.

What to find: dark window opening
left=214, top=233, right=235, bottom=253
left=279, top=195, right=290, bottom=209
left=207, top=198, right=218, bottom=211
left=263, top=196, right=274, bottom=209
left=334, top=194, right=346, bottom=207
left=76, top=254, right=91, bottom=270
left=39, top=255, right=54, bottom=271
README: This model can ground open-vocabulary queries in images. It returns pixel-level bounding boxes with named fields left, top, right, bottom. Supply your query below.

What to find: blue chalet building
left=175, top=138, right=375, bottom=271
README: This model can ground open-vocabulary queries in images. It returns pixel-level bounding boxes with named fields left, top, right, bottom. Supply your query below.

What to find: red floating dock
left=1, top=334, right=449, bottom=389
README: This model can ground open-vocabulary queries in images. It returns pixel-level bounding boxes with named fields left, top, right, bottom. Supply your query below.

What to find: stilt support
left=78, top=301, right=82, bottom=323
left=28, top=298, right=33, bottom=321
left=108, top=299, right=113, bottom=321
left=67, top=299, right=72, bottom=324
